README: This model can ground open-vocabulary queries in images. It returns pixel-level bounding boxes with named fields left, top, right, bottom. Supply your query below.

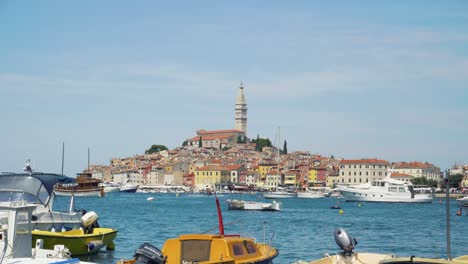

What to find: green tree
left=198, top=137, right=202, bottom=147
left=145, top=144, right=168, bottom=154
left=182, top=140, right=188, bottom=147
left=252, top=136, right=272, bottom=152
left=411, top=177, right=438, bottom=187
left=237, top=136, right=243, bottom=144
left=254, top=134, right=260, bottom=151
left=282, top=140, right=288, bottom=154
left=441, top=174, right=464, bottom=189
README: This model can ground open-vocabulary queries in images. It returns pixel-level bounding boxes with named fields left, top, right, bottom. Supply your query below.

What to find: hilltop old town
left=87, top=84, right=468, bottom=191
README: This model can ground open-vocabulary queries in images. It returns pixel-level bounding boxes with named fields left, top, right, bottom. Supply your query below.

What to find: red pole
left=214, top=191, right=224, bottom=235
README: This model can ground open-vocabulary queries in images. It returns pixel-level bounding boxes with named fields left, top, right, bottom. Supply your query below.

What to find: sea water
left=53, top=193, right=467, bottom=264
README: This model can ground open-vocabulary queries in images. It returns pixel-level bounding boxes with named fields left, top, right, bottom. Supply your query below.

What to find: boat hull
left=263, top=192, right=295, bottom=199
left=120, top=184, right=138, bottom=193
left=32, top=228, right=118, bottom=256
left=339, top=188, right=433, bottom=203
left=457, top=197, right=468, bottom=207
left=54, top=189, right=102, bottom=197
left=296, top=192, right=325, bottom=199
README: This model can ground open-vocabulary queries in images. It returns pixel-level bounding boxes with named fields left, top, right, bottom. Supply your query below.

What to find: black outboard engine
left=334, top=228, right=358, bottom=255
left=134, top=243, right=167, bottom=264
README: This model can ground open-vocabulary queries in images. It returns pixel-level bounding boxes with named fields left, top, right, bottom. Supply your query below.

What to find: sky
left=1, top=1, right=467, bottom=176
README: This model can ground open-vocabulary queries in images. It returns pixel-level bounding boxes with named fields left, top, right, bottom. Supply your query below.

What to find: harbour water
left=53, top=193, right=467, bottom=264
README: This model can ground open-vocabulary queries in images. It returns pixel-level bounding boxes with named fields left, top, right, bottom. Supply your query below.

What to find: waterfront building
left=390, top=173, right=413, bottom=183
left=183, top=173, right=195, bottom=187
left=392, top=161, right=441, bottom=181
left=265, top=170, right=281, bottom=190
left=194, top=165, right=224, bottom=190
left=239, top=170, right=259, bottom=186
left=258, top=162, right=275, bottom=181
left=284, top=171, right=299, bottom=187
left=338, top=159, right=390, bottom=185
left=308, top=167, right=318, bottom=183
left=223, top=164, right=244, bottom=183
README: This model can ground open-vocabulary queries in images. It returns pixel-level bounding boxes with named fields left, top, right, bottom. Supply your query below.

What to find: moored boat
left=0, top=203, right=96, bottom=264
left=54, top=172, right=104, bottom=197
left=337, top=173, right=433, bottom=203
left=118, top=193, right=278, bottom=264
left=120, top=183, right=139, bottom=193
left=456, top=196, right=468, bottom=207
left=32, top=227, right=118, bottom=256
left=263, top=188, right=295, bottom=199
left=0, top=172, right=84, bottom=231
left=102, top=181, right=121, bottom=192
left=227, top=199, right=281, bottom=211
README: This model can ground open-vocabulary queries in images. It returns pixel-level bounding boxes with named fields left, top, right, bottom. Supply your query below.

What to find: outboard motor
left=134, top=243, right=167, bottom=264
left=334, top=228, right=358, bottom=255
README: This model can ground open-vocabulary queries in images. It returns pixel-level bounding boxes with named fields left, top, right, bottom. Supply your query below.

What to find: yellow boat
left=118, top=193, right=278, bottom=264
left=32, top=227, right=118, bottom=256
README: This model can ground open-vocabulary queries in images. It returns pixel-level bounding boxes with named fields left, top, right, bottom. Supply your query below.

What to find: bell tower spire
left=235, top=82, right=248, bottom=135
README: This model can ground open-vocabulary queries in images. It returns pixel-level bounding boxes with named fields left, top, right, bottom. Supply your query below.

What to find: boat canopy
left=0, top=173, right=75, bottom=204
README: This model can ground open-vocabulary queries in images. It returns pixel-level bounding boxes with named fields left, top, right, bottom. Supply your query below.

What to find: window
left=232, top=244, right=245, bottom=256
left=244, top=241, right=257, bottom=254
left=342, top=172, right=344, bottom=176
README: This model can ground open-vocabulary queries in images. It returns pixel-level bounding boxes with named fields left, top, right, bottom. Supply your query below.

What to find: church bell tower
left=235, top=83, right=247, bottom=135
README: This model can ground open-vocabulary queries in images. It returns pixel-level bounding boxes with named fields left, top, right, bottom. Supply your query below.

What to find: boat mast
left=61, top=142, right=65, bottom=175
left=445, top=169, right=451, bottom=260
left=214, top=191, right=225, bottom=235
left=87, top=147, right=90, bottom=172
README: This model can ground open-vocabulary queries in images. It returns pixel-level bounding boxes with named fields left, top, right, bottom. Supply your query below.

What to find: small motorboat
left=32, top=211, right=118, bottom=256
left=227, top=199, right=281, bottom=211
left=32, top=227, right=118, bottom=256
left=118, top=193, right=278, bottom=264
left=120, top=183, right=139, bottom=193
left=456, top=196, right=468, bottom=207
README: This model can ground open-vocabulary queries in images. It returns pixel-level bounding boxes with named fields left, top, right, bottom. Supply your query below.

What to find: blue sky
left=1, top=1, right=467, bottom=176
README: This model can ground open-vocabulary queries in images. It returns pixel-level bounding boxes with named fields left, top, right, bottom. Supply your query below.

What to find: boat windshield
left=0, top=175, right=50, bottom=205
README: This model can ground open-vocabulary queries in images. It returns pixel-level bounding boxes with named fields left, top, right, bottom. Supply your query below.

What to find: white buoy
left=147, top=197, right=154, bottom=201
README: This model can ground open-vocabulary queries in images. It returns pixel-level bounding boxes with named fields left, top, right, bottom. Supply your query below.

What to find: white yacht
left=337, top=174, right=433, bottom=203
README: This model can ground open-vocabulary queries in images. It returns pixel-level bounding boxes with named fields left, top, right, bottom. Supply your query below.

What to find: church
left=186, top=83, right=248, bottom=149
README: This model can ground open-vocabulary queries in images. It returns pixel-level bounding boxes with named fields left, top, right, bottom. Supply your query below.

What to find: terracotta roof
left=393, top=162, right=433, bottom=169
left=197, top=129, right=242, bottom=135
left=390, top=173, right=412, bottom=178
left=191, top=134, right=235, bottom=141
left=223, top=164, right=243, bottom=170
left=340, top=159, right=390, bottom=165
